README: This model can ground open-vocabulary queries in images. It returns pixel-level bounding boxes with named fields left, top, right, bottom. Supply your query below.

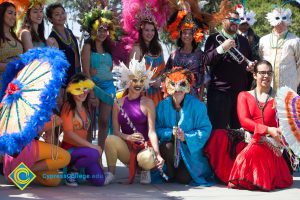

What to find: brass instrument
left=216, top=33, right=253, bottom=65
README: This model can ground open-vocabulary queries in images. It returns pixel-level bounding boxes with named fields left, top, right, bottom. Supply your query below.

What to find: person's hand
left=246, top=60, right=257, bottom=72
left=89, top=96, right=99, bottom=108
left=267, top=127, right=282, bottom=144
left=177, top=127, right=185, bottom=142
left=127, top=132, right=145, bottom=142
left=221, top=39, right=236, bottom=52
left=42, top=130, right=51, bottom=143
left=90, top=68, right=97, bottom=76
left=155, top=154, right=164, bottom=170
left=52, top=114, right=62, bottom=126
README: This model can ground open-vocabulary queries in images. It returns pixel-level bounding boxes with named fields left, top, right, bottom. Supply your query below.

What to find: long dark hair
left=138, top=21, right=161, bottom=58
left=20, top=4, right=46, bottom=43
left=176, top=31, right=198, bottom=52
left=64, top=73, right=90, bottom=115
left=0, top=2, right=19, bottom=46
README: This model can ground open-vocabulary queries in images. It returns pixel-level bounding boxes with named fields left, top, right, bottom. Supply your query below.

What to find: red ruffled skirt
left=204, top=129, right=247, bottom=183
left=228, top=139, right=293, bottom=191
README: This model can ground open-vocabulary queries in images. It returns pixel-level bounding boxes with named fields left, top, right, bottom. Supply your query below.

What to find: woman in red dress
left=228, top=60, right=293, bottom=191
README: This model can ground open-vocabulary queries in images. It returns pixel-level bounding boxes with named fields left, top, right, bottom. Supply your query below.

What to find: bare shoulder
left=19, top=29, right=31, bottom=38
left=141, top=96, right=155, bottom=109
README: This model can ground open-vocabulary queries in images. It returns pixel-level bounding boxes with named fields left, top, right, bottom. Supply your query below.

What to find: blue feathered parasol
left=0, top=47, right=69, bottom=155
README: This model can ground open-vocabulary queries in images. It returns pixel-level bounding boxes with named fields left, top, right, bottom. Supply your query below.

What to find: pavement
left=0, top=157, right=299, bottom=200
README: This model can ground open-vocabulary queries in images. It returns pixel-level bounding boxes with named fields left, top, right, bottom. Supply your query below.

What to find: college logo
left=8, top=162, right=36, bottom=190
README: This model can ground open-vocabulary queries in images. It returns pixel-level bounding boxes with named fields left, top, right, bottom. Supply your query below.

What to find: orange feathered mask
left=162, top=68, right=195, bottom=96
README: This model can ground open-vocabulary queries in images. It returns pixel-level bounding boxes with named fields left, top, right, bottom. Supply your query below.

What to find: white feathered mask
left=113, top=55, right=155, bottom=90
left=236, top=4, right=256, bottom=26
left=266, top=7, right=292, bottom=27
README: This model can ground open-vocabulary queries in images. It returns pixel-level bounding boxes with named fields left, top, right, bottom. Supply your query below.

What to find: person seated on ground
left=61, top=73, right=105, bottom=186
left=228, top=60, right=293, bottom=191
left=156, top=68, right=213, bottom=185
left=104, top=57, right=164, bottom=185
left=3, top=115, right=71, bottom=187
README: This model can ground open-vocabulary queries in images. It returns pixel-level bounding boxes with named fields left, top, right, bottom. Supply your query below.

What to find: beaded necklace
left=75, top=108, right=90, bottom=130
left=52, top=27, right=76, bottom=51
left=270, top=31, right=288, bottom=49
left=254, top=87, right=272, bottom=124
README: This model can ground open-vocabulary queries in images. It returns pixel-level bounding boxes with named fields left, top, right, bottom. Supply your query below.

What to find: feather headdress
left=236, top=4, right=256, bottom=26
left=165, top=0, right=233, bottom=43
left=79, top=7, right=121, bottom=41
left=121, top=0, right=168, bottom=52
left=113, top=55, right=155, bottom=90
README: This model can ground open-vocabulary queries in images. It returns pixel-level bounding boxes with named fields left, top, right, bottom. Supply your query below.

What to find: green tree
left=205, top=0, right=300, bottom=37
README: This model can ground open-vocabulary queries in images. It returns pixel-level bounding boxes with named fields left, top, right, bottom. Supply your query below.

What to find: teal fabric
left=33, top=42, right=47, bottom=48
left=90, top=52, right=113, bottom=81
left=156, top=94, right=214, bottom=186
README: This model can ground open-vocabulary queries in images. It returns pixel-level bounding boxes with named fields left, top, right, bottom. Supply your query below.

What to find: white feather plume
left=112, top=55, right=155, bottom=90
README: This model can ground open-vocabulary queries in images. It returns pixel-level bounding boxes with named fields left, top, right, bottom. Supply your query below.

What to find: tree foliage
left=204, top=0, right=300, bottom=37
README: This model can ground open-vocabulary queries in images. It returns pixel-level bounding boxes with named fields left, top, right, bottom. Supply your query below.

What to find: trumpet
left=216, top=33, right=253, bottom=65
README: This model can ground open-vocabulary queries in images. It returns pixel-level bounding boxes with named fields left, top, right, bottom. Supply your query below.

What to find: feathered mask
left=266, top=7, right=292, bottom=27
left=162, top=68, right=195, bottom=96
left=66, top=79, right=95, bottom=96
left=235, top=4, right=256, bottom=26
left=80, top=7, right=121, bottom=41
left=113, top=55, right=155, bottom=90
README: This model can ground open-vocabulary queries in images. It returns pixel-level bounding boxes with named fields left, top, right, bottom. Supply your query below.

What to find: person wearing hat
left=259, top=7, right=300, bottom=93
left=156, top=68, right=213, bottom=185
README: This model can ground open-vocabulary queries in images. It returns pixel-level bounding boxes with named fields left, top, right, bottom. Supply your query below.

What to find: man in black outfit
left=205, top=11, right=254, bottom=129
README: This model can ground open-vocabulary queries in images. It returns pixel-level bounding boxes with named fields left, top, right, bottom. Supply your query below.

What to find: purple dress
left=118, top=96, right=149, bottom=141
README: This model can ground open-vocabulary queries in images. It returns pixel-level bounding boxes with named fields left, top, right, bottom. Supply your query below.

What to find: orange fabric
left=61, top=104, right=88, bottom=147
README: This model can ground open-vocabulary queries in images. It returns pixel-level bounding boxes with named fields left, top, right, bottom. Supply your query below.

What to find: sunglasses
left=226, top=17, right=241, bottom=24
left=257, top=71, right=274, bottom=76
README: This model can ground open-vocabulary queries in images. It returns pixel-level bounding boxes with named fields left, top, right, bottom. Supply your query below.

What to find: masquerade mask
left=66, top=79, right=95, bottom=95
left=236, top=4, right=257, bottom=26
left=266, top=8, right=292, bottom=26
left=165, top=71, right=191, bottom=95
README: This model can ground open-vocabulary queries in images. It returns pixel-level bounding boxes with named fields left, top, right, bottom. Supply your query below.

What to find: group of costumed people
left=0, top=0, right=299, bottom=193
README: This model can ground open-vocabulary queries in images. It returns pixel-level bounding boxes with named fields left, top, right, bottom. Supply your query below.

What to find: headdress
left=0, top=0, right=48, bottom=19
left=121, top=0, right=168, bottom=51
left=79, top=7, right=121, bottom=41
left=66, top=79, right=95, bottom=96
left=266, top=7, right=292, bottom=26
left=235, top=4, right=256, bottom=26
left=112, top=55, right=155, bottom=90
left=162, top=67, right=195, bottom=96
left=165, top=0, right=233, bottom=44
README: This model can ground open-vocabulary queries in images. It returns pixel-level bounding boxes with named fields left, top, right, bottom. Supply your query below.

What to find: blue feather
left=0, top=47, right=70, bottom=155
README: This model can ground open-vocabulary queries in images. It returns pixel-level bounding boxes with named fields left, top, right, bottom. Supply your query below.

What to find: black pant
left=159, top=142, right=192, bottom=184
left=207, top=89, right=240, bottom=129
